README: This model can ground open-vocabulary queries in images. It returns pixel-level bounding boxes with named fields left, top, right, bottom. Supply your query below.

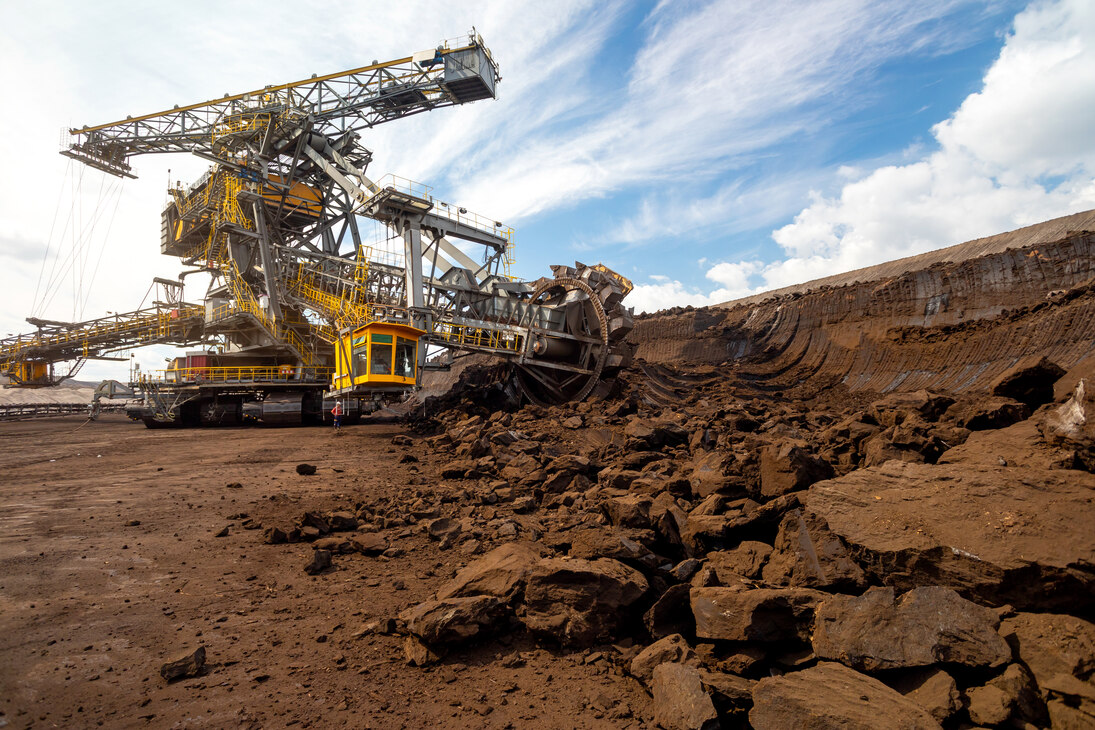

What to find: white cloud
left=765, top=0, right=1095, bottom=287
left=453, top=0, right=994, bottom=222
left=644, top=0, right=1095, bottom=312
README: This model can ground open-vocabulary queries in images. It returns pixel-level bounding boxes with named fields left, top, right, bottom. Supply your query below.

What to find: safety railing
left=146, top=366, right=334, bottom=384
left=0, top=305, right=205, bottom=362
left=370, top=173, right=514, bottom=261
left=430, top=320, right=522, bottom=353
left=212, top=113, right=271, bottom=144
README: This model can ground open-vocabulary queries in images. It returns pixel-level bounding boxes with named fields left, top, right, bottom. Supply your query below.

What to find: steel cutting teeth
left=514, top=262, right=637, bottom=405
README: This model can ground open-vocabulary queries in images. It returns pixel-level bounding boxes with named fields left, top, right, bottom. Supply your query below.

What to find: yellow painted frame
left=332, top=321, right=423, bottom=392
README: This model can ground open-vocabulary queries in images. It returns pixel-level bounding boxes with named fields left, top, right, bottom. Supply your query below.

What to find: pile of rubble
left=264, top=355, right=1094, bottom=728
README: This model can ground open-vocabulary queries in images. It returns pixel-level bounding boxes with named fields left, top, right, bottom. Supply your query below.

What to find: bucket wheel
left=514, top=264, right=634, bottom=405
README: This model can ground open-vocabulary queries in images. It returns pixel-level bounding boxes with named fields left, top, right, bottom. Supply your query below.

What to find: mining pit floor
left=0, top=415, right=646, bottom=729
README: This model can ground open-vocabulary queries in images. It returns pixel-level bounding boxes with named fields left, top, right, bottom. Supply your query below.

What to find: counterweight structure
left=0, top=33, right=635, bottom=426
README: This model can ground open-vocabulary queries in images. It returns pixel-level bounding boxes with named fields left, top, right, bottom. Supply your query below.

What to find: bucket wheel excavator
left=0, top=31, right=634, bottom=426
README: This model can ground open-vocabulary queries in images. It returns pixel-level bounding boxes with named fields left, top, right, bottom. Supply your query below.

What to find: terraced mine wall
left=630, top=211, right=1095, bottom=396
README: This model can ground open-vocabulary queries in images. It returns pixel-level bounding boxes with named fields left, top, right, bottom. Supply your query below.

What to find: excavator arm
left=62, top=35, right=499, bottom=177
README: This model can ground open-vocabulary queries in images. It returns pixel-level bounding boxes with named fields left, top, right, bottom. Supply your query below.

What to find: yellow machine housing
left=331, top=321, right=423, bottom=396
left=12, top=361, right=50, bottom=386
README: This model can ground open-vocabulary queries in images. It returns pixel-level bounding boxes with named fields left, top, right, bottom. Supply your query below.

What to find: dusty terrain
left=0, top=416, right=652, bottom=729
left=2, top=216, right=1094, bottom=729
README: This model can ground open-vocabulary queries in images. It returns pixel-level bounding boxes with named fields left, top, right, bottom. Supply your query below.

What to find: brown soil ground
left=0, top=415, right=650, bottom=729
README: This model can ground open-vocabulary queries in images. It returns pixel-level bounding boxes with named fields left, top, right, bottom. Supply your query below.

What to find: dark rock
left=403, top=636, right=440, bottom=666
left=304, top=549, right=333, bottom=575
left=698, top=669, right=754, bottom=711
left=706, top=541, right=772, bottom=582
left=651, top=662, right=720, bottom=730
left=263, top=526, right=288, bottom=544
left=602, top=494, right=653, bottom=529
left=512, top=495, right=536, bottom=513
left=947, top=395, right=1030, bottom=430
left=520, top=557, right=648, bottom=647
left=597, top=466, right=643, bottom=490
left=300, top=511, right=330, bottom=535
left=644, top=584, right=692, bottom=639
left=759, top=442, right=833, bottom=498
left=624, top=416, right=689, bottom=450
left=869, top=391, right=956, bottom=426
left=436, top=542, right=543, bottom=601
left=999, top=612, right=1095, bottom=696
left=966, top=663, right=1046, bottom=727
left=630, top=634, right=696, bottom=684
left=669, top=558, right=703, bottom=582
left=399, top=595, right=506, bottom=645
left=991, top=355, right=1066, bottom=410
left=440, top=460, right=478, bottom=479
left=885, top=667, right=961, bottom=723
left=812, top=586, right=1010, bottom=671
left=569, top=528, right=653, bottom=563
left=561, top=415, right=584, bottom=429
left=761, top=509, right=864, bottom=590
left=159, top=646, right=206, bottom=682
left=213, top=525, right=229, bottom=538
left=805, top=460, right=1095, bottom=613
left=295, top=463, right=317, bottom=476
left=690, top=451, right=738, bottom=499
left=426, top=517, right=461, bottom=542
left=326, top=511, right=358, bottom=531
left=313, top=536, right=353, bottom=554
left=692, top=586, right=823, bottom=642
left=680, top=514, right=733, bottom=556
left=351, top=532, right=388, bottom=555
left=750, top=662, right=940, bottom=730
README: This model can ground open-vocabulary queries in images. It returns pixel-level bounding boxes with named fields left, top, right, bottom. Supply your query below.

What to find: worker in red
left=331, top=400, right=344, bottom=433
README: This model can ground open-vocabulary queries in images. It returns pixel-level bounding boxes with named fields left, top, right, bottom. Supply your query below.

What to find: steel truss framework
left=4, top=30, right=635, bottom=414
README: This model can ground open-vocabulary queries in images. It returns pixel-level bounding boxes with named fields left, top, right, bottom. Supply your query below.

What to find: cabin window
left=395, top=337, right=416, bottom=378
left=370, top=333, right=393, bottom=374
left=351, top=335, right=368, bottom=378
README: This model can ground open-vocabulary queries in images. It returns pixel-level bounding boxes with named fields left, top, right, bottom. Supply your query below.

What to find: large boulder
left=1040, top=378, right=1095, bottom=471
left=568, top=528, right=653, bottom=563
left=520, top=557, right=648, bottom=647
left=869, top=391, right=955, bottom=426
left=966, top=663, right=1047, bottom=727
left=759, top=442, right=833, bottom=498
left=805, top=461, right=1095, bottom=613
left=990, top=355, right=1066, bottom=410
left=652, top=663, right=720, bottom=730
left=436, top=542, right=543, bottom=601
left=761, top=509, right=865, bottom=591
left=999, top=612, right=1095, bottom=694
left=885, top=668, right=961, bottom=724
left=630, top=634, right=696, bottom=684
left=946, top=395, right=1030, bottom=431
left=750, top=662, right=941, bottom=730
left=399, top=595, right=507, bottom=645
left=692, top=586, right=823, bottom=642
left=812, top=586, right=1010, bottom=671
left=602, top=494, right=653, bottom=529
left=690, top=451, right=739, bottom=499
left=706, top=541, right=771, bottom=582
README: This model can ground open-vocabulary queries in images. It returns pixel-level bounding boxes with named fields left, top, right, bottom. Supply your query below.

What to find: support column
left=402, top=221, right=426, bottom=329
left=251, top=201, right=283, bottom=323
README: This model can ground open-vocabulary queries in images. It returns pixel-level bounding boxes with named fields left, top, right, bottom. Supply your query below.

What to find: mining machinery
left=0, top=32, right=634, bottom=426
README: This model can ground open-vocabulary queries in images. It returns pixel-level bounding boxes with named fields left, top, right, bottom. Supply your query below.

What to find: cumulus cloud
left=648, top=0, right=1095, bottom=309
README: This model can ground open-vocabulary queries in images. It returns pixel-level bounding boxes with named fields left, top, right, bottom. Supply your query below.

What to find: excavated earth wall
left=630, top=211, right=1095, bottom=397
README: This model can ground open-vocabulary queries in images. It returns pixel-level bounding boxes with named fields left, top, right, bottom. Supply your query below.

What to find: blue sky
left=1, top=0, right=1093, bottom=381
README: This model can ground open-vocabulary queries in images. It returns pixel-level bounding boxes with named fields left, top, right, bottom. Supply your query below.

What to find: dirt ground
left=0, top=415, right=651, bottom=730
